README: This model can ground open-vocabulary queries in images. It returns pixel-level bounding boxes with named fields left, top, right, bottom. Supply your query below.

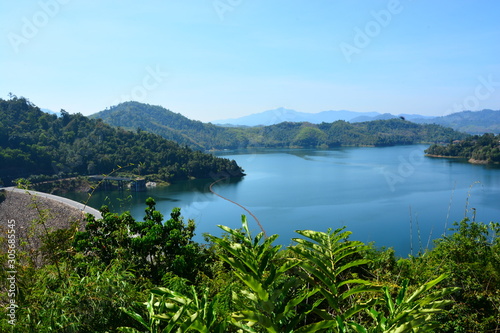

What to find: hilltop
left=212, top=108, right=433, bottom=126
left=90, top=102, right=236, bottom=150
left=212, top=107, right=500, bottom=134
left=413, top=109, right=500, bottom=134
left=0, top=97, right=244, bottom=186
left=92, top=102, right=468, bottom=149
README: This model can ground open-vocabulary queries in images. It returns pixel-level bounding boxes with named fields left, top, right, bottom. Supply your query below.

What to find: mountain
left=213, top=108, right=306, bottom=126
left=0, top=97, right=244, bottom=186
left=412, top=109, right=500, bottom=134
left=350, top=113, right=397, bottom=122
left=308, top=110, right=381, bottom=123
left=214, top=108, right=500, bottom=133
left=90, top=102, right=243, bottom=150
left=92, top=102, right=467, bottom=150
left=243, top=119, right=468, bottom=148
left=226, top=108, right=499, bottom=134
left=349, top=113, right=435, bottom=123
left=398, top=113, right=436, bottom=121
left=212, top=108, right=381, bottom=126
left=41, top=108, right=61, bottom=117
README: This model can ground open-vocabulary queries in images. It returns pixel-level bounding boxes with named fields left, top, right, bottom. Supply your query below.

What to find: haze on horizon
left=1, top=1, right=499, bottom=122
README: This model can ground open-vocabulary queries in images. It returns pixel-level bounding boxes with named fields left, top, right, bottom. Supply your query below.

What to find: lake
left=64, top=145, right=500, bottom=256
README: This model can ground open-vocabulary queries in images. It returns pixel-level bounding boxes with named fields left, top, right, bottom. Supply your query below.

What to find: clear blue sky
left=1, top=0, right=499, bottom=122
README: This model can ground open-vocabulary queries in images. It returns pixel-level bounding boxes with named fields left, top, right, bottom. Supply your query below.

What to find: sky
left=1, top=0, right=499, bottom=122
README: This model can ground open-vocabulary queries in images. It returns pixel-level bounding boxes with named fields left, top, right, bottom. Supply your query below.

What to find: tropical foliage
left=73, top=198, right=207, bottom=284
left=2, top=197, right=499, bottom=332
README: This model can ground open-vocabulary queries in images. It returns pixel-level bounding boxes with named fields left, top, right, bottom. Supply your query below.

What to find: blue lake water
left=65, top=145, right=500, bottom=256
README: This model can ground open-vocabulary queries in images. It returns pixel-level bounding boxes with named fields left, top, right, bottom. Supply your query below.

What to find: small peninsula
left=425, top=133, right=500, bottom=164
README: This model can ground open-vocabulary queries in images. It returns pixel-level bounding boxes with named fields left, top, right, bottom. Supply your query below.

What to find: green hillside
left=414, top=109, right=500, bottom=134
left=90, top=102, right=242, bottom=150
left=92, top=102, right=469, bottom=149
left=0, top=97, right=244, bottom=186
left=242, top=119, right=469, bottom=147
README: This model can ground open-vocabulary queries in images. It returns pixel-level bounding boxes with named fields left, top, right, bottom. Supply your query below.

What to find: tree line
left=0, top=96, right=244, bottom=186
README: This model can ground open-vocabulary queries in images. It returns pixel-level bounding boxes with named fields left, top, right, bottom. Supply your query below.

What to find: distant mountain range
left=41, top=108, right=61, bottom=117
left=212, top=108, right=434, bottom=126
left=211, top=108, right=379, bottom=126
left=90, top=102, right=467, bottom=150
left=412, top=109, right=500, bottom=134
left=213, top=108, right=500, bottom=134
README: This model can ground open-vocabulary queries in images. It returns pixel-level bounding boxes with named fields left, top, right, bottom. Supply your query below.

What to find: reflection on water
left=64, top=176, right=244, bottom=217
left=62, top=146, right=500, bottom=257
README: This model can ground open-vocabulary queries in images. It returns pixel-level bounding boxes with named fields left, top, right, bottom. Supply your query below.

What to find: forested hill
left=92, top=102, right=468, bottom=149
left=240, top=119, right=468, bottom=147
left=413, top=109, right=500, bottom=134
left=425, top=133, right=500, bottom=163
left=0, top=97, right=244, bottom=186
left=90, top=102, right=237, bottom=150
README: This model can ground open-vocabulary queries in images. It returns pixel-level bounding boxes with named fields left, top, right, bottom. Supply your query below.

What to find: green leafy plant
left=357, top=275, right=458, bottom=333
left=418, top=218, right=500, bottom=332
left=208, top=216, right=336, bottom=332
left=290, top=227, right=380, bottom=331
left=73, top=198, right=205, bottom=284
left=3, top=260, right=142, bottom=332
left=119, top=286, right=226, bottom=333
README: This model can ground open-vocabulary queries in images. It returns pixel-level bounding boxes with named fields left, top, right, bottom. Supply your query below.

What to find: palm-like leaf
left=210, top=216, right=336, bottom=332
left=356, top=274, right=459, bottom=333
left=119, top=286, right=226, bottom=333
left=118, top=293, right=162, bottom=333
left=291, top=227, right=379, bottom=328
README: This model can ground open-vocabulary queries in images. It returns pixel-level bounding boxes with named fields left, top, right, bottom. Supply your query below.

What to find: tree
left=73, top=199, right=206, bottom=284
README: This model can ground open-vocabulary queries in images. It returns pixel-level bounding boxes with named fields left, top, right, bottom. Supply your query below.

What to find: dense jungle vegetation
left=1, top=196, right=499, bottom=332
left=425, top=133, right=500, bottom=163
left=0, top=97, right=244, bottom=186
left=92, top=102, right=469, bottom=150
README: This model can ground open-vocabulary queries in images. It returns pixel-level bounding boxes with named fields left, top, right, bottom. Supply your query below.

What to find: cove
left=64, top=145, right=500, bottom=256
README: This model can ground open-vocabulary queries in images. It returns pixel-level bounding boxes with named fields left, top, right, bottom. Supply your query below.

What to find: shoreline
left=425, top=154, right=491, bottom=165
left=468, top=158, right=495, bottom=165
left=424, top=154, right=465, bottom=159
